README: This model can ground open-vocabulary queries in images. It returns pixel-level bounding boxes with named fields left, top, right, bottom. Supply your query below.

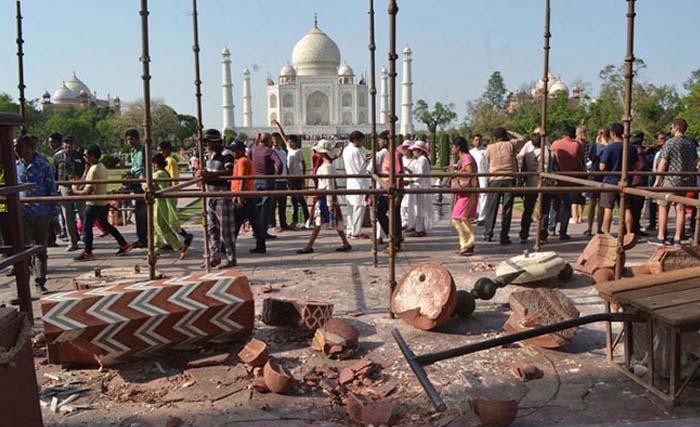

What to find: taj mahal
left=222, top=17, right=415, bottom=136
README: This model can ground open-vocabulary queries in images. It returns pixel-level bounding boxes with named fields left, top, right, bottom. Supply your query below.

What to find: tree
left=481, top=71, right=508, bottom=110
left=464, top=101, right=510, bottom=142
left=679, top=69, right=700, bottom=139
left=439, top=132, right=450, bottom=168
left=115, top=98, right=180, bottom=145
left=414, top=99, right=457, bottom=164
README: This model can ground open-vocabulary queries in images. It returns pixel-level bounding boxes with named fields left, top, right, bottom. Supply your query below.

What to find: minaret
left=380, top=67, right=388, bottom=125
left=221, top=47, right=235, bottom=131
left=242, top=67, right=252, bottom=128
left=400, top=46, right=414, bottom=136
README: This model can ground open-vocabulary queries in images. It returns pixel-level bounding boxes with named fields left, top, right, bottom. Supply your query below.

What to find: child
left=151, top=154, right=190, bottom=259
left=297, top=140, right=352, bottom=254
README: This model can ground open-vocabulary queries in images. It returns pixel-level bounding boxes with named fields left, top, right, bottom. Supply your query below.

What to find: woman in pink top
left=449, top=137, right=479, bottom=256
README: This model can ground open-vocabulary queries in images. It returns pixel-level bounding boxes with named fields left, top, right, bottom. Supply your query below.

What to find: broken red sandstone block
left=237, top=338, right=269, bottom=367
left=312, top=318, right=360, bottom=355
left=592, top=268, right=615, bottom=284
left=263, top=359, right=294, bottom=394
left=575, top=234, right=635, bottom=276
left=345, top=392, right=364, bottom=422
left=361, top=400, right=393, bottom=426
left=391, top=262, right=457, bottom=330
left=262, top=297, right=333, bottom=330
left=470, top=397, right=517, bottom=427
left=503, top=288, right=580, bottom=349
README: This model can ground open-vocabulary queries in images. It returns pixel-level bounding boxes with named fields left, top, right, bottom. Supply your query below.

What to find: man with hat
left=53, top=134, right=85, bottom=251
left=343, top=130, right=370, bottom=239
left=196, top=129, right=237, bottom=268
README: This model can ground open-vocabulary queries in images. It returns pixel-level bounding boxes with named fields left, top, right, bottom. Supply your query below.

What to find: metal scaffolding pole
left=191, top=0, right=212, bottom=272
left=139, top=0, right=157, bottom=280
left=15, top=0, right=27, bottom=134
left=534, top=0, right=551, bottom=253
left=369, top=0, right=379, bottom=268
left=616, top=0, right=636, bottom=280
left=387, top=0, right=399, bottom=318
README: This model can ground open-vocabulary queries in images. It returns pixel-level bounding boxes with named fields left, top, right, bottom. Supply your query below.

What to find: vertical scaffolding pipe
left=387, top=0, right=399, bottom=318
left=15, top=0, right=27, bottom=133
left=615, top=0, right=636, bottom=280
left=139, top=0, right=157, bottom=280
left=534, top=0, right=551, bottom=253
left=369, top=0, right=379, bottom=267
left=0, top=120, right=32, bottom=322
left=191, top=0, right=211, bottom=272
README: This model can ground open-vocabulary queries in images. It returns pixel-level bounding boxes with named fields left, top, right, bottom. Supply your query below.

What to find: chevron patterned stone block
left=40, top=270, right=254, bottom=366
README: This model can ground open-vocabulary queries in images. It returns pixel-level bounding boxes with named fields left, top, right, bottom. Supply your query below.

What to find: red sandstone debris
left=503, top=288, right=580, bottom=348
left=186, top=353, right=230, bottom=369
left=592, top=268, right=615, bottom=284
left=263, top=359, right=294, bottom=394
left=470, top=397, right=518, bottom=427
left=312, top=318, right=359, bottom=356
left=575, top=233, right=635, bottom=277
left=345, top=392, right=393, bottom=426
left=636, top=246, right=700, bottom=275
left=261, top=284, right=274, bottom=293
left=262, top=297, right=333, bottom=330
left=510, top=361, right=544, bottom=382
left=346, top=392, right=364, bottom=422
left=237, top=338, right=269, bottom=367
left=391, top=262, right=457, bottom=330
left=362, top=400, right=393, bottom=425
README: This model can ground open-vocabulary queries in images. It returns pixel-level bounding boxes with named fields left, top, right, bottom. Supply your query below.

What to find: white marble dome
left=338, top=63, right=354, bottom=77
left=532, top=72, right=570, bottom=97
left=550, top=79, right=569, bottom=96
left=292, top=24, right=341, bottom=76
left=222, top=47, right=231, bottom=56
left=280, top=63, right=296, bottom=77
left=53, top=82, right=76, bottom=103
left=65, top=73, right=94, bottom=100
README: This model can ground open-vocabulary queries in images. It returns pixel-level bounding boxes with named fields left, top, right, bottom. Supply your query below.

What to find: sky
left=1, top=0, right=698, bottom=131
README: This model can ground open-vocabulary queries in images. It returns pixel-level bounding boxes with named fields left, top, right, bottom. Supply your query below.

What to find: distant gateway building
left=221, top=17, right=415, bottom=137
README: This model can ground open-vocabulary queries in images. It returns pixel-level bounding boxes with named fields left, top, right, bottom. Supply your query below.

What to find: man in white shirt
left=343, top=131, right=370, bottom=239
left=285, top=134, right=309, bottom=228
left=271, top=122, right=290, bottom=231
left=468, top=134, right=488, bottom=224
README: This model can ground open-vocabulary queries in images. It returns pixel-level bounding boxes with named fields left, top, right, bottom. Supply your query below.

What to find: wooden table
left=597, top=266, right=700, bottom=405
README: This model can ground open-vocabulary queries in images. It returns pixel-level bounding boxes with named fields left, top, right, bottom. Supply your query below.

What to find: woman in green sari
left=150, top=154, right=190, bottom=259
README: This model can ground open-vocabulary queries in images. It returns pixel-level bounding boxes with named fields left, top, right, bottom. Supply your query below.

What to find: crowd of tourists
left=447, top=118, right=698, bottom=257
left=2, top=117, right=697, bottom=300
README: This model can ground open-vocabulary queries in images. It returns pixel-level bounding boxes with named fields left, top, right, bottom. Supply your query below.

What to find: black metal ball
left=472, top=277, right=498, bottom=300
left=455, top=290, right=476, bottom=318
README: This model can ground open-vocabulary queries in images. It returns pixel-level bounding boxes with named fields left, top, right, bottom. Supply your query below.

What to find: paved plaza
left=4, top=210, right=700, bottom=427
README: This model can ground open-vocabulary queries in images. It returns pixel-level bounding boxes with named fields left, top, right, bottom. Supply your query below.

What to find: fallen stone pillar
left=262, top=297, right=333, bottom=330
left=41, top=270, right=254, bottom=366
left=503, top=288, right=580, bottom=349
